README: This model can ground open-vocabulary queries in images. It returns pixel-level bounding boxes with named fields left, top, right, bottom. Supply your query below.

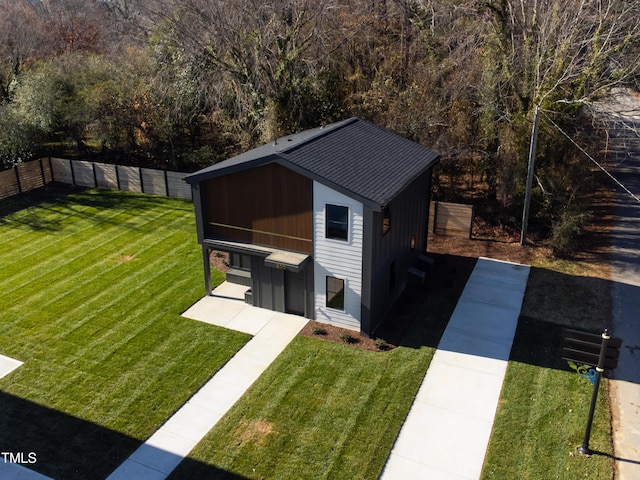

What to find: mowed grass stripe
left=0, top=189, right=249, bottom=478
left=0, top=203, right=185, bottom=302
left=169, top=337, right=435, bottom=480
left=3, top=210, right=191, bottom=326
left=55, top=256, right=206, bottom=371
left=0, top=192, right=157, bottom=269
left=0, top=189, right=192, bottom=273
left=5, top=227, right=199, bottom=364
left=0, top=196, right=127, bottom=247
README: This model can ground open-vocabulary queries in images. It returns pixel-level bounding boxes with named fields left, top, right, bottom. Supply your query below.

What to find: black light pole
left=577, top=329, right=610, bottom=455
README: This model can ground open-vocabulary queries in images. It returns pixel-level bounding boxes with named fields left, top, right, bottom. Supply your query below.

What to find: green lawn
left=0, top=188, right=250, bottom=480
left=482, top=265, right=615, bottom=479
left=0, top=188, right=615, bottom=480
left=482, top=317, right=614, bottom=480
left=167, top=257, right=470, bottom=480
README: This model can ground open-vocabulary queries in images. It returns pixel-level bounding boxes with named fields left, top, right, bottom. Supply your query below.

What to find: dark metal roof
left=186, top=117, right=440, bottom=210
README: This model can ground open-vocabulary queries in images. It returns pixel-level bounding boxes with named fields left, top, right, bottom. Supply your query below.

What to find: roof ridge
left=276, top=117, right=360, bottom=155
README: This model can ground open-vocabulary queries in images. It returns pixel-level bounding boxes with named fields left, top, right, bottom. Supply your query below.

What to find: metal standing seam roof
left=185, top=117, right=440, bottom=210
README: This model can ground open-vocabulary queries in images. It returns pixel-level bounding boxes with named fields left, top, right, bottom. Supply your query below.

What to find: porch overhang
left=203, top=239, right=311, bottom=272
left=264, top=250, right=310, bottom=273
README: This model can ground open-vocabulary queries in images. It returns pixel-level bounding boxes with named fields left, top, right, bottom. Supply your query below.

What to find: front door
left=284, top=270, right=305, bottom=316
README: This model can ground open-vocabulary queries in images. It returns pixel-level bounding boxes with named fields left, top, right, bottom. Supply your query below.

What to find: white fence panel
left=166, top=171, right=191, bottom=200
left=117, top=165, right=142, bottom=193
left=95, top=163, right=118, bottom=189
left=141, top=168, right=167, bottom=196
left=51, top=158, right=73, bottom=184
left=72, top=160, right=96, bottom=188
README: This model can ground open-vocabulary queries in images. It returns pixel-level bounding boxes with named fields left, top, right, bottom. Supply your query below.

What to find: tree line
left=1, top=0, right=639, bottom=251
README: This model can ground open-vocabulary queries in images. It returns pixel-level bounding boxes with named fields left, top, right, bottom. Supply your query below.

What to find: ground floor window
left=326, top=276, right=345, bottom=310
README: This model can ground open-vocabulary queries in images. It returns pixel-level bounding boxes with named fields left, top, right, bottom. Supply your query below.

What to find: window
left=326, top=204, right=348, bottom=241
left=383, top=205, right=391, bottom=235
left=326, top=276, right=345, bottom=310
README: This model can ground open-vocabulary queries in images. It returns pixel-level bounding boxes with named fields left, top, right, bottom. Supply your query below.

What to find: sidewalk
left=598, top=88, right=640, bottom=479
left=380, top=257, right=530, bottom=479
left=106, top=283, right=308, bottom=480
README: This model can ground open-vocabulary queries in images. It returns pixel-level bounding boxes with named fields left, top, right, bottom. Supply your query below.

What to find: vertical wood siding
left=203, top=163, right=313, bottom=253
left=313, top=181, right=363, bottom=331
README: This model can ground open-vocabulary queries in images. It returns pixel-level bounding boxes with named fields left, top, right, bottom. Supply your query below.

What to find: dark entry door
left=284, top=270, right=305, bottom=316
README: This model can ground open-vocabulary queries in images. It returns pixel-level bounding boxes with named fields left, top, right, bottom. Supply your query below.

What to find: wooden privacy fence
left=0, top=158, right=54, bottom=200
left=0, top=158, right=192, bottom=201
left=429, top=201, right=475, bottom=238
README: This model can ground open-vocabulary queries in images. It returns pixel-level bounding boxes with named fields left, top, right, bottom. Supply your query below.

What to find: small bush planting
left=312, top=326, right=327, bottom=336
left=340, top=332, right=359, bottom=344
left=374, top=338, right=389, bottom=351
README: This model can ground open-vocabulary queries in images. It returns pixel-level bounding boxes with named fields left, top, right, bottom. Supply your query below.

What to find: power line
left=540, top=108, right=640, bottom=204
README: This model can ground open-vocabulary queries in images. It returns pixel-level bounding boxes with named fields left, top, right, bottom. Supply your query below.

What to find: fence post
left=92, top=162, right=98, bottom=188
left=14, top=166, right=22, bottom=193
left=139, top=167, right=144, bottom=194
left=39, top=158, right=46, bottom=186
left=70, top=159, right=77, bottom=186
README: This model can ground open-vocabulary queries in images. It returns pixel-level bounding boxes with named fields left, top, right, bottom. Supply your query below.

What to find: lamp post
left=577, top=329, right=610, bottom=455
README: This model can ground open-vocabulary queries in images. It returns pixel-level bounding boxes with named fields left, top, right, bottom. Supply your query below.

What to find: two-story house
left=185, top=117, right=440, bottom=337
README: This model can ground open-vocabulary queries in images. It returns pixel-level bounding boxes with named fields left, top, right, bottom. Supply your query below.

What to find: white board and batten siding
left=313, top=181, right=363, bottom=332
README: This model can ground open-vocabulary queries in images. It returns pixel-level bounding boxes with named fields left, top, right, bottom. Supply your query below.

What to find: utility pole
left=521, top=106, right=540, bottom=246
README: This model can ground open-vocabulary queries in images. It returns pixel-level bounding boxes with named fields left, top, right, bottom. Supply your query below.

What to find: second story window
left=326, top=204, right=348, bottom=241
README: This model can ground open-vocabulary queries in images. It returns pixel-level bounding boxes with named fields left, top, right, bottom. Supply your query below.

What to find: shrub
left=340, top=332, right=358, bottom=344
left=550, top=209, right=585, bottom=257
left=312, top=326, right=327, bottom=336
left=374, top=338, right=389, bottom=351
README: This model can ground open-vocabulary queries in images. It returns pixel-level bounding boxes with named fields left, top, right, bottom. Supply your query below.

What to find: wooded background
left=1, top=0, right=639, bottom=251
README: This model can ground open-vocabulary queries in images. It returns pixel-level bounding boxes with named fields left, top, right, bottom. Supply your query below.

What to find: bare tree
left=145, top=0, right=345, bottom=143
left=475, top=0, right=640, bottom=207
left=37, top=0, right=109, bottom=54
left=0, top=0, right=42, bottom=101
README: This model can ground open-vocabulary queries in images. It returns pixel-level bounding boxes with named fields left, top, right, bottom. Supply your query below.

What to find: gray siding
left=249, top=256, right=314, bottom=318
left=364, top=167, right=433, bottom=335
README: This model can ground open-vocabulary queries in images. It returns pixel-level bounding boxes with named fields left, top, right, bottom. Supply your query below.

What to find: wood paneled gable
left=202, top=162, right=313, bottom=254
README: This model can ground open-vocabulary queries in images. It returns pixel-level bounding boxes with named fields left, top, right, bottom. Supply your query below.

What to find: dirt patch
left=234, top=419, right=273, bottom=445
left=210, top=250, right=230, bottom=273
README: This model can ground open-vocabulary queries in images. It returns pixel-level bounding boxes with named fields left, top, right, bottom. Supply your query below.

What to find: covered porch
left=201, top=240, right=314, bottom=320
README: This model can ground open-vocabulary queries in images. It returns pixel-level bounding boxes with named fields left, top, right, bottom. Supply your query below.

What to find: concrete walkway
left=106, top=282, right=307, bottom=480
left=380, top=257, right=530, bottom=480
left=0, top=354, right=23, bottom=380
left=0, top=356, right=54, bottom=480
